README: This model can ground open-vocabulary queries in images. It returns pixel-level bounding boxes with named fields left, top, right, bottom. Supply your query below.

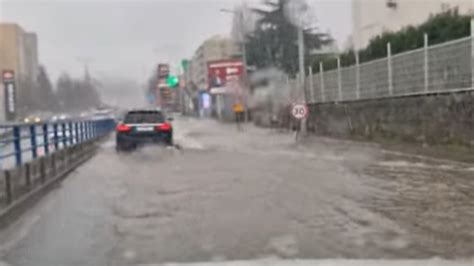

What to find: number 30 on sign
left=291, top=103, right=309, bottom=120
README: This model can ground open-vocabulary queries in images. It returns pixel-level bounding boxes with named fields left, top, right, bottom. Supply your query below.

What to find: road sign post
left=291, top=103, right=309, bottom=120
left=291, top=103, right=309, bottom=141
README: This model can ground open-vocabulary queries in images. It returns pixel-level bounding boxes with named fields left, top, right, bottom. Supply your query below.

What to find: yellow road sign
left=233, top=103, right=244, bottom=113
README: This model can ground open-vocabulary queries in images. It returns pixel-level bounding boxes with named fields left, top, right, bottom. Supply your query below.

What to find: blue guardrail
left=0, top=119, right=116, bottom=170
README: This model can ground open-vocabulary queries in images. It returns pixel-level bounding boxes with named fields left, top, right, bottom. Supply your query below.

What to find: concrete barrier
left=306, top=91, right=474, bottom=146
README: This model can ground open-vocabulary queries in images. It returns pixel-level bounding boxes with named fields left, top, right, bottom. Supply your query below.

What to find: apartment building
left=0, top=23, right=38, bottom=82
left=189, top=35, right=240, bottom=91
left=0, top=23, right=39, bottom=120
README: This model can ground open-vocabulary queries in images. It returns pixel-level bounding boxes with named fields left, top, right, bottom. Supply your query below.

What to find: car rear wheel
left=164, top=135, right=173, bottom=146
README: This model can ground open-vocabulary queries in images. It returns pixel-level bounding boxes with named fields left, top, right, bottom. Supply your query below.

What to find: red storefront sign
left=207, top=59, right=244, bottom=90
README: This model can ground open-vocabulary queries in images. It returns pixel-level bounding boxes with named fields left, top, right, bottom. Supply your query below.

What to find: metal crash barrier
left=0, top=119, right=115, bottom=218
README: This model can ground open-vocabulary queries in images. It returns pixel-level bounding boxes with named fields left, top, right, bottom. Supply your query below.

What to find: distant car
left=23, top=116, right=41, bottom=123
left=115, top=109, right=173, bottom=151
left=51, top=114, right=68, bottom=122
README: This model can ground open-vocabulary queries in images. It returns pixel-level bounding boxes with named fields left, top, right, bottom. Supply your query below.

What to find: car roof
left=126, top=109, right=163, bottom=114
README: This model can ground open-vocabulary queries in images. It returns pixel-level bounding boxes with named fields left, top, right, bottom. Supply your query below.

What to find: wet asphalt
left=0, top=117, right=473, bottom=266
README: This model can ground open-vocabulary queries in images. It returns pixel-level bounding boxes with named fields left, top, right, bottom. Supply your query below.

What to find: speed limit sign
left=291, top=103, right=309, bottom=120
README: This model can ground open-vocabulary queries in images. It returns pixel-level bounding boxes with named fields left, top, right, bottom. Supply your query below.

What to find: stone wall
left=307, top=91, right=474, bottom=146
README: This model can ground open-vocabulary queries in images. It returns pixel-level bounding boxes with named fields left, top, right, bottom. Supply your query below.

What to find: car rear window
left=124, top=111, right=165, bottom=124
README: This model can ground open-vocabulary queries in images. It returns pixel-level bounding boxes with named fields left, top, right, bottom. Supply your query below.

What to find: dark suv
left=116, top=109, right=173, bottom=151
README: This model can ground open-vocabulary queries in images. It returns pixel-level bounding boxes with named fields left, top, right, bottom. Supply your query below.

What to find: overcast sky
left=0, top=0, right=352, bottom=82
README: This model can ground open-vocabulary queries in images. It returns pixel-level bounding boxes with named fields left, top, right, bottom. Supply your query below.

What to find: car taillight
left=157, top=123, right=172, bottom=131
left=116, top=124, right=131, bottom=132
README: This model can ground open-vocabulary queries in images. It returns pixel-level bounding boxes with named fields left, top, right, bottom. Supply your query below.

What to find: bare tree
left=56, top=70, right=102, bottom=112
left=34, top=65, right=59, bottom=111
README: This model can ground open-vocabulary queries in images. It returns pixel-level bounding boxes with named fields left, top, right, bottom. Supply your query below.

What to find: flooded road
left=0, top=117, right=473, bottom=265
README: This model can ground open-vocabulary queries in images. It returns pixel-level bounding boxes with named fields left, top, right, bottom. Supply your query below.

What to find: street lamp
left=220, top=7, right=250, bottom=123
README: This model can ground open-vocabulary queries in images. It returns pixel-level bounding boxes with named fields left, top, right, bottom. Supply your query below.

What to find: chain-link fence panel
left=392, top=47, right=425, bottom=96
left=359, top=58, right=389, bottom=99
left=428, top=37, right=472, bottom=92
left=288, top=36, right=473, bottom=103
left=340, top=66, right=357, bottom=101
left=311, top=73, right=323, bottom=103
left=323, top=70, right=339, bottom=102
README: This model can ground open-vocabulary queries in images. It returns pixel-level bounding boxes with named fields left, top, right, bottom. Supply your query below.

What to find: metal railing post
left=356, top=51, right=360, bottom=100
left=84, top=121, right=88, bottom=141
left=78, top=122, right=82, bottom=142
left=319, top=62, right=326, bottom=102
left=87, top=121, right=92, bottom=140
left=80, top=122, right=84, bottom=142
left=5, top=170, right=12, bottom=204
left=62, top=123, right=67, bottom=147
left=424, top=33, right=429, bottom=92
left=30, top=125, right=37, bottom=159
left=13, top=126, right=22, bottom=166
left=75, top=122, right=80, bottom=144
left=69, top=122, right=74, bottom=145
left=337, top=57, right=342, bottom=102
left=43, top=124, right=49, bottom=155
left=53, top=124, right=59, bottom=151
left=309, top=66, right=314, bottom=102
left=94, top=121, right=98, bottom=138
left=51, top=153, right=58, bottom=177
left=25, top=163, right=31, bottom=188
left=93, top=121, right=97, bottom=138
left=39, top=157, right=46, bottom=184
left=471, top=18, right=474, bottom=88
left=387, top=42, right=393, bottom=96
left=97, top=121, right=101, bottom=137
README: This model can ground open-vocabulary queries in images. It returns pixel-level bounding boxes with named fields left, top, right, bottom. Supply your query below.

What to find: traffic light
left=166, top=75, right=179, bottom=88
left=181, top=60, right=189, bottom=71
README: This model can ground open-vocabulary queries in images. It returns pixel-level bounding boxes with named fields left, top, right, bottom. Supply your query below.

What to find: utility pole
left=239, top=9, right=249, bottom=123
left=297, top=27, right=307, bottom=136
left=221, top=7, right=249, bottom=123
left=298, top=27, right=306, bottom=102
left=239, top=10, right=248, bottom=74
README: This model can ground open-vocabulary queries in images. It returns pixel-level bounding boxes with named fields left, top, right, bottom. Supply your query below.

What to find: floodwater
left=0, top=117, right=473, bottom=266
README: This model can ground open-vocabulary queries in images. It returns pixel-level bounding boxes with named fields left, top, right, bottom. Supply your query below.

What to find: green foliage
left=246, top=0, right=332, bottom=76
left=313, top=9, right=471, bottom=72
